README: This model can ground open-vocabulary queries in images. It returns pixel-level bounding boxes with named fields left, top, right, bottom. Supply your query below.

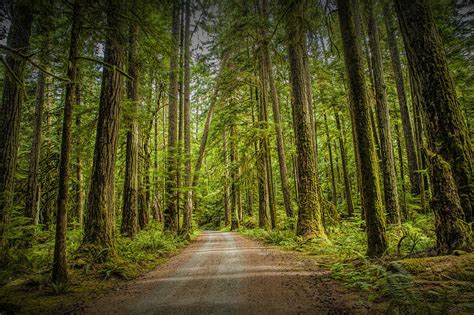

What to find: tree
left=284, top=0, right=325, bottom=238
left=52, top=0, right=83, bottom=283
left=121, top=15, right=140, bottom=238
left=0, top=0, right=34, bottom=259
left=336, top=0, right=387, bottom=257
left=83, top=0, right=126, bottom=251
left=335, top=112, right=354, bottom=217
left=164, top=1, right=181, bottom=232
left=382, top=2, right=421, bottom=196
left=395, top=0, right=472, bottom=248
left=257, top=0, right=294, bottom=219
left=182, top=0, right=193, bottom=235
left=366, top=0, right=401, bottom=225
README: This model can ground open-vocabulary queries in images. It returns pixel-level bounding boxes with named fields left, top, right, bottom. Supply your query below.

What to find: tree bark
left=396, top=0, right=472, bottom=235
left=335, top=112, right=354, bottom=217
left=324, top=114, right=337, bottom=204
left=53, top=0, right=82, bottom=283
left=257, top=0, right=294, bottom=219
left=164, top=0, right=181, bottom=232
left=25, top=70, right=45, bottom=225
left=230, top=124, right=240, bottom=230
left=382, top=2, right=421, bottom=196
left=0, top=0, right=33, bottom=258
left=284, top=0, right=325, bottom=238
left=182, top=0, right=193, bottom=235
left=83, top=0, right=126, bottom=251
left=223, top=128, right=231, bottom=226
left=121, top=17, right=139, bottom=237
left=366, top=0, right=401, bottom=225
left=337, top=0, right=387, bottom=257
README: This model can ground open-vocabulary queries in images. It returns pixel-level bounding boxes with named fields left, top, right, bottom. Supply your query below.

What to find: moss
left=393, top=253, right=474, bottom=282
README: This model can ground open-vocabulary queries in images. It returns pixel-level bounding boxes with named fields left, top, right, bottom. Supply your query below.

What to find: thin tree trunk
left=25, top=70, right=45, bottom=224
left=164, top=1, right=181, bottom=232
left=395, top=124, right=407, bottom=220
left=335, top=112, right=354, bottom=217
left=337, top=0, right=387, bottom=257
left=191, top=54, right=229, bottom=211
left=223, top=128, right=231, bottom=226
left=83, top=0, right=126, bottom=250
left=52, top=0, right=82, bottom=283
left=257, top=0, right=294, bottom=219
left=324, top=114, right=337, bottom=204
left=284, top=0, right=325, bottom=238
left=182, top=0, right=193, bottom=234
left=121, top=18, right=139, bottom=237
left=230, top=124, right=239, bottom=230
left=382, top=2, right=421, bottom=196
left=366, top=0, right=401, bottom=225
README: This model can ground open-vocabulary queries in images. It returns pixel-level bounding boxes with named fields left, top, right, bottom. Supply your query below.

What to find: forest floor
left=79, top=231, right=375, bottom=314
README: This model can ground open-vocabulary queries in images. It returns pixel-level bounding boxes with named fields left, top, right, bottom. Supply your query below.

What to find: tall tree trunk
left=0, top=0, right=33, bottom=258
left=257, top=0, right=294, bottom=219
left=366, top=0, right=401, bottom=225
left=284, top=0, right=325, bottom=238
left=223, top=128, right=231, bottom=226
left=230, top=124, right=239, bottom=230
left=182, top=0, right=193, bottom=234
left=395, top=0, right=472, bottom=245
left=164, top=1, right=181, bottom=232
left=382, top=2, right=420, bottom=196
left=25, top=70, right=45, bottom=224
left=335, top=112, right=354, bottom=217
left=336, top=0, right=387, bottom=257
left=324, top=114, right=337, bottom=204
left=191, top=54, right=229, bottom=212
left=121, top=18, right=139, bottom=237
left=83, top=0, right=126, bottom=250
left=410, top=70, right=428, bottom=214
left=75, top=80, right=84, bottom=227
left=52, top=0, right=82, bottom=283
left=395, top=124, right=407, bottom=219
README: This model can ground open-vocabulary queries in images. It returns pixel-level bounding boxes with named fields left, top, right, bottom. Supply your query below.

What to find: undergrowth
left=0, top=223, right=197, bottom=314
left=240, top=213, right=473, bottom=314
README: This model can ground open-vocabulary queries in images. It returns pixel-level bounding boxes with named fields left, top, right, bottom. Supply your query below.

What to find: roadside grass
left=240, top=213, right=474, bottom=314
left=0, top=224, right=199, bottom=314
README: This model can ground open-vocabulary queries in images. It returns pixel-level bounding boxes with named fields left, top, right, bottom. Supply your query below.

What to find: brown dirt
left=75, top=231, right=373, bottom=314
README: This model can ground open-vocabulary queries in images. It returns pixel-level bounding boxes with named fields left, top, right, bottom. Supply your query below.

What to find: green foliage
left=0, top=224, right=197, bottom=313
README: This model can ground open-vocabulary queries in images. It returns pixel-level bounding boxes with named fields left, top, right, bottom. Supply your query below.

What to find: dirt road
left=80, top=231, right=369, bottom=314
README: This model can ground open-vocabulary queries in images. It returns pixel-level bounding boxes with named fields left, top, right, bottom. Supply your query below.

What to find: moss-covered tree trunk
left=223, top=128, right=231, bottom=226
left=382, top=2, right=421, bottom=196
left=53, top=0, right=83, bottom=283
left=257, top=0, right=294, bottom=219
left=83, top=0, right=126, bottom=251
left=335, top=112, right=354, bottom=217
left=395, top=0, right=472, bottom=246
left=284, top=0, right=325, bottom=238
left=182, top=0, right=193, bottom=235
left=121, top=18, right=139, bottom=238
left=324, top=114, right=337, bottom=204
left=337, top=0, right=387, bottom=257
left=164, top=1, right=181, bottom=232
left=75, top=81, right=84, bottom=227
left=0, top=0, right=33, bottom=258
left=230, top=124, right=240, bottom=230
left=395, top=0, right=473, bottom=224
left=366, top=0, right=401, bottom=225
left=25, top=70, right=45, bottom=225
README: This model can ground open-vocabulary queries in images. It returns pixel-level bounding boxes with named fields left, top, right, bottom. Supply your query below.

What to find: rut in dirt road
left=80, top=231, right=367, bottom=314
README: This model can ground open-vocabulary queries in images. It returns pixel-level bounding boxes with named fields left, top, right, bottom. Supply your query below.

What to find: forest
left=0, top=0, right=473, bottom=313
